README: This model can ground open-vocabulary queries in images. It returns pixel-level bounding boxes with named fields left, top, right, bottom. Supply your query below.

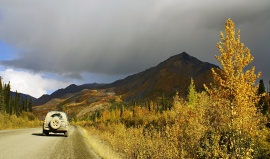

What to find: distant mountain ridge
left=33, top=83, right=105, bottom=106
left=33, top=52, right=219, bottom=106
left=11, top=91, right=37, bottom=101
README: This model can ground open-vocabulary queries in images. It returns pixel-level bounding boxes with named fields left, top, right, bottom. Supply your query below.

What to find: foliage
left=77, top=91, right=270, bottom=158
left=74, top=19, right=270, bottom=158
left=203, top=18, right=265, bottom=157
left=0, top=78, right=40, bottom=130
left=187, top=78, right=197, bottom=107
left=0, top=112, right=42, bottom=130
left=0, top=78, right=33, bottom=115
left=257, top=79, right=268, bottom=114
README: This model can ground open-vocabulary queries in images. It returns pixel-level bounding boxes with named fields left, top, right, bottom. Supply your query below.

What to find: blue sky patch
left=0, top=41, right=16, bottom=60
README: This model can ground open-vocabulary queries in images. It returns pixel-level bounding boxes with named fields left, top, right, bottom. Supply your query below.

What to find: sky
left=0, top=0, right=270, bottom=98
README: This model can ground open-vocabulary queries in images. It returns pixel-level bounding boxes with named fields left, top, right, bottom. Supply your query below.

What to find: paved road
left=0, top=125, right=100, bottom=159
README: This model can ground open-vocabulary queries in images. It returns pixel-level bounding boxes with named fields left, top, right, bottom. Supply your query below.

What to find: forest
left=0, top=78, right=40, bottom=129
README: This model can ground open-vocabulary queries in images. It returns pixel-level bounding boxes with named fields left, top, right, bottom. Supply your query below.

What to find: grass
left=0, top=112, right=42, bottom=130
left=79, top=126, right=124, bottom=159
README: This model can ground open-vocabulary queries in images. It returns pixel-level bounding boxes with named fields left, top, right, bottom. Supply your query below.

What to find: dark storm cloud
left=0, top=0, right=270, bottom=81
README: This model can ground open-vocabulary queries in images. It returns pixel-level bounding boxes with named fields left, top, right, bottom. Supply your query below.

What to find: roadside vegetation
left=75, top=19, right=270, bottom=158
left=0, top=78, right=41, bottom=130
left=0, top=112, right=41, bottom=129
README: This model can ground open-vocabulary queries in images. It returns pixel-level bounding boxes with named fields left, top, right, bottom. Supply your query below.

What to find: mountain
left=107, top=52, right=219, bottom=101
left=33, top=52, right=219, bottom=119
left=33, top=83, right=105, bottom=106
left=34, top=52, right=219, bottom=106
left=10, top=91, right=37, bottom=101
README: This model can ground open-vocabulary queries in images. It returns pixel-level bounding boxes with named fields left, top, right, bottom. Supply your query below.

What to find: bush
left=0, top=112, right=41, bottom=130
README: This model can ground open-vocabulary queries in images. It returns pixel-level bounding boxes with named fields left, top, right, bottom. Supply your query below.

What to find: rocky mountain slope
left=33, top=52, right=219, bottom=119
left=107, top=52, right=219, bottom=101
left=34, top=52, right=219, bottom=105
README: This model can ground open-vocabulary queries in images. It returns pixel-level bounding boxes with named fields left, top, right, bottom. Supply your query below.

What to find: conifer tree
left=21, top=97, right=25, bottom=112
left=4, top=82, right=11, bottom=114
left=257, top=79, right=268, bottom=114
left=17, top=92, right=21, bottom=113
left=24, top=97, right=28, bottom=112
left=14, top=91, right=20, bottom=116
left=204, top=18, right=261, bottom=157
left=10, top=97, right=15, bottom=115
left=173, top=91, right=180, bottom=107
left=161, top=93, right=167, bottom=111
left=0, top=77, right=5, bottom=113
left=28, top=97, right=33, bottom=112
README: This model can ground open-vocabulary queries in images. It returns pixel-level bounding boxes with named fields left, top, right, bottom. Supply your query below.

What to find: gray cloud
left=0, top=0, right=270, bottom=83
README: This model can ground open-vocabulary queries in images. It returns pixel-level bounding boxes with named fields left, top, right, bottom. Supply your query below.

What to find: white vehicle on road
left=43, top=111, right=69, bottom=137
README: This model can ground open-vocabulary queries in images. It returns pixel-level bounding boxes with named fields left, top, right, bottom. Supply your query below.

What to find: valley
left=33, top=52, right=218, bottom=121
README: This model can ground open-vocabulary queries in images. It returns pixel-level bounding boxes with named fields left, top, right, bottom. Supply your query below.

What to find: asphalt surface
left=0, top=125, right=100, bottom=159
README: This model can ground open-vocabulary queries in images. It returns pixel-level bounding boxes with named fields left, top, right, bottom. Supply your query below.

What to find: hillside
left=33, top=89, right=118, bottom=119
left=33, top=83, right=105, bottom=106
left=33, top=52, right=219, bottom=119
left=33, top=52, right=219, bottom=104
left=108, top=52, right=219, bottom=101
left=10, top=91, right=37, bottom=101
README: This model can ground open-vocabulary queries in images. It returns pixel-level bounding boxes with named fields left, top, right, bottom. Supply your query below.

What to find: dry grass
left=79, top=126, right=124, bottom=159
left=0, top=112, right=42, bottom=130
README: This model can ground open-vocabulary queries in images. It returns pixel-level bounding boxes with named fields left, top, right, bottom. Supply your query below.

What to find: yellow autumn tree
left=204, top=18, right=263, bottom=157
left=187, top=78, right=197, bottom=107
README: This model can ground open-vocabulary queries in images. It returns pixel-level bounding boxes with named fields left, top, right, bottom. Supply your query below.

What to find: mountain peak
left=179, top=51, right=189, bottom=56
left=34, top=52, right=219, bottom=105
left=110, top=52, right=219, bottom=101
left=168, top=52, right=197, bottom=62
left=156, top=52, right=202, bottom=70
left=179, top=52, right=192, bottom=59
left=66, top=84, right=78, bottom=89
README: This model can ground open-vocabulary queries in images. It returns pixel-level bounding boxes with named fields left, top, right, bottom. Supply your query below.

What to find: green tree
left=21, top=97, right=25, bottom=112
left=14, top=91, right=20, bottom=116
left=28, top=97, right=33, bottom=112
left=10, top=97, right=15, bottom=115
left=161, top=93, right=168, bottom=111
left=0, top=77, right=5, bottom=113
left=257, top=79, right=268, bottom=114
left=24, top=97, right=28, bottom=112
left=4, top=82, right=11, bottom=114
